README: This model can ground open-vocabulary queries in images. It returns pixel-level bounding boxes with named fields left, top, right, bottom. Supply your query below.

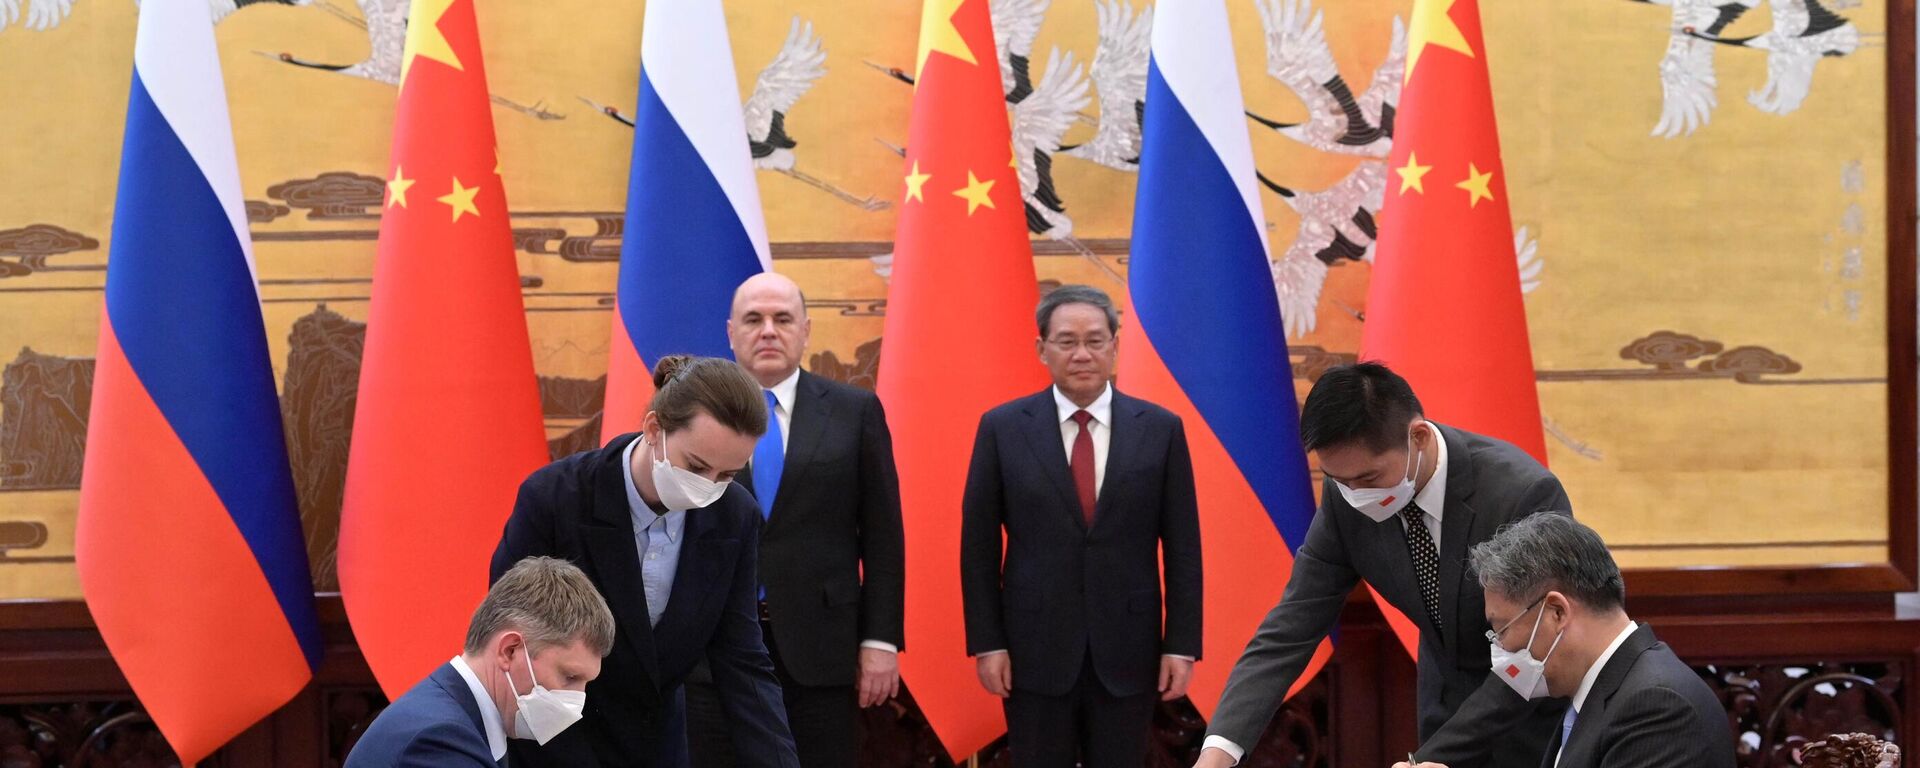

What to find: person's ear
left=497, top=631, right=524, bottom=673
left=1545, top=592, right=1571, bottom=626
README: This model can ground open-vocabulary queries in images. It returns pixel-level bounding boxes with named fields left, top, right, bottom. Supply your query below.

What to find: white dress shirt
left=982, top=384, right=1191, bottom=662
left=1201, top=422, right=1451, bottom=765
left=1555, top=620, right=1640, bottom=767
left=764, top=368, right=800, bottom=453
left=450, top=655, right=509, bottom=763
left=1405, top=420, right=1448, bottom=553
left=761, top=368, right=898, bottom=655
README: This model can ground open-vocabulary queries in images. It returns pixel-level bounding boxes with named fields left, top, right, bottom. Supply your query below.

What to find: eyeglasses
left=1484, top=593, right=1549, bottom=645
left=1045, top=336, right=1113, bottom=353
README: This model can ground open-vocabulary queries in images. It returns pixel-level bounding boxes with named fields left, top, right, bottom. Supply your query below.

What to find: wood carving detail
left=1694, top=661, right=1904, bottom=768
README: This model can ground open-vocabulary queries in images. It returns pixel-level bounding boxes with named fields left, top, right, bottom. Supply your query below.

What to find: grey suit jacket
left=1548, top=624, right=1734, bottom=768
left=1206, top=424, right=1569, bottom=768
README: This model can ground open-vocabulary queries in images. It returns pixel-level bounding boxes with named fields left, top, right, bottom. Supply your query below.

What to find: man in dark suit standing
left=1198, top=363, right=1569, bottom=768
left=493, top=356, right=800, bottom=768
left=960, top=284, right=1202, bottom=767
left=1397, top=513, right=1734, bottom=768
left=348, top=556, right=616, bottom=768
left=685, top=271, right=905, bottom=768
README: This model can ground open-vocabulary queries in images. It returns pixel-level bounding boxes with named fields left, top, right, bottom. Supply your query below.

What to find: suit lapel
left=1337, top=488, right=1424, bottom=619
left=579, top=436, right=662, bottom=687
left=1092, top=392, right=1143, bottom=531
left=655, top=504, right=728, bottom=663
left=1539, top=726, right=1563, bottom=768
left=1563, top=624, right=1658, bottom=765
left=769, top=371, right=833, bottom=526
left=1434, top=425, right=1478, bottom=650
left=430, top=664, right=486, bottom=739
left=1377, top=519, right=1438, bottom=638
left=1015, top=389, right=1087, bottom=531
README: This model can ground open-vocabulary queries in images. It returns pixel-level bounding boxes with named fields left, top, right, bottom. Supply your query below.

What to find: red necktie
left=1070, top=410, right=1097, bottom=526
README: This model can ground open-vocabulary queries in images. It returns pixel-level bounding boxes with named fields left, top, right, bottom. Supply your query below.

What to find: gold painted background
left=0, top=0, right=1892, bottom=599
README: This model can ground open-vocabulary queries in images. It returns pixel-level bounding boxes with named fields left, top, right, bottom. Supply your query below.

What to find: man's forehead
left=739, top=293, right=800, bottom=312
left=1317, top=443, right=1396, bottom=471
left=1485, top=593, right=1526, bottom=619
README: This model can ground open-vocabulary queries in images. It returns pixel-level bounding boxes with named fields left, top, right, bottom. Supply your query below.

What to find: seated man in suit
left=347, top=556, right=616, bottom=767
left=961, top=284, right=1203, bottom=767
left=493, top=355, right=800, bottom=768
left=1396, top=514, right=1734, bottom=768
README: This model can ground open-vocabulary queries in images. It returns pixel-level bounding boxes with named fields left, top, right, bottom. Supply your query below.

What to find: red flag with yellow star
left=1365, top=0, right=1548, bottom=655
left=881, top=0, right=1047, bottom=758
left=337, top=0, right=549, bottom=697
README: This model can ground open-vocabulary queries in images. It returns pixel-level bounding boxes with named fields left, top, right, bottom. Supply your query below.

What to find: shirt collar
left=621, top=438, right=689, bottom=538
left=1572, top=621, right=1640, bottom=713
left=1412, top=420, right=1448, bottom=520
left=450, top=655, right=509, bottom=761
left=766, top=368, right=801, bottom=415
left=1053, top=383, right=1113, bottom=426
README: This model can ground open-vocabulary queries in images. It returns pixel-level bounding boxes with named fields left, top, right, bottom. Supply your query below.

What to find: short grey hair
left=466, top=556, right=616, bottom=657
left=1469, top=514, right=1625, bottom=612
left=1036, top=284, right=1120, bottom=337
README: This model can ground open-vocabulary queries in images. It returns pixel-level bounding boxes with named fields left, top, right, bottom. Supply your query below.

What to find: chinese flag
left=337, top=0, right=550, bottom=697
left=881, top=0, right=1047, bottom=759
left=1365, top=0, right=1547, bottom=655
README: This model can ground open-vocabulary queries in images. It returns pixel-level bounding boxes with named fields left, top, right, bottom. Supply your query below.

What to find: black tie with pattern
left=1402, top=501, right=1444, bottom=634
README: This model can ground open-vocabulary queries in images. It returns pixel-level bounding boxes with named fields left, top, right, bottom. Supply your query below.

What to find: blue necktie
left=752, top=389, right=784, bottom=519
left=1560, top=705, right=1577, bottom=751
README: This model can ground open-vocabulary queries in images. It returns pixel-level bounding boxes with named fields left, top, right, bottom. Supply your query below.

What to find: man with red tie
left=959, top=284, right=1204, bottom=767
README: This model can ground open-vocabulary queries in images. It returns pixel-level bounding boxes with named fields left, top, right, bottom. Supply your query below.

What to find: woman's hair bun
left=650, top=354, right=696, bottom=389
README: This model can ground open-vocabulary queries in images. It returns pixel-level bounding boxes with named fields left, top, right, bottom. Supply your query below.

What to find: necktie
left=752, top=389, right=784, bottom=519
left=1069, top=410, right=1097, bottom=526
left=1402, top=501, right=1444, bottom=633
left=1559, top=705, right=1577, bottom=755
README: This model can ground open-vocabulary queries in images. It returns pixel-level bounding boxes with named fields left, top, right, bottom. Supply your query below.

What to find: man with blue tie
left=687, top=272, right=906, bottom=768
left=1394, top=514, right=1733, bottom=768
left=347, top=556, right=615, bottom=768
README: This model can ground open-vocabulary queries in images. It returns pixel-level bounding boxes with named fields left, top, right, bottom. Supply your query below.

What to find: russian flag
left=601, top=0, right=769, bottom=441
left=1117, top=0, right=1326, bottom=715
left=77, top=0, right=322, bottom=761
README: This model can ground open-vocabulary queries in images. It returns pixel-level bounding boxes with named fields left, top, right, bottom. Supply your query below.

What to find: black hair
left=1299, top=362, right=1424, bottom=453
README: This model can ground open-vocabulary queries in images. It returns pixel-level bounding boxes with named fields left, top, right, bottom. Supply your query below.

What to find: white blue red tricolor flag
left=602, top=0, right=770, bottom=440
left=1117, top=0, right=1326, bottom=715
left=77, top=0, right=321, bottom=761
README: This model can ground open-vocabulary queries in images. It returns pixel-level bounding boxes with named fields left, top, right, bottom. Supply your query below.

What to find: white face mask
left=1335, top=436, right=1423, bottom=523
left=507, top=645, right=586, bottom=745
left=649, top=430, right=728, bottom=510
left=1488, top=596, right=1562, bottom=700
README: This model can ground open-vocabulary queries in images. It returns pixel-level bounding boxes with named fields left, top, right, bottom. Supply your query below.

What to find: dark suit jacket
left=490, top=434, right=799, bottom=768
left=959, top=387, right=1202, bottom=697
left=736, top=370, right=905, bottom=687
left=1548, top=624, right=1734, bottom=768
left=1206, top=424, right=1570, bottom=768
left=345, top=663, right=497, bottom=768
